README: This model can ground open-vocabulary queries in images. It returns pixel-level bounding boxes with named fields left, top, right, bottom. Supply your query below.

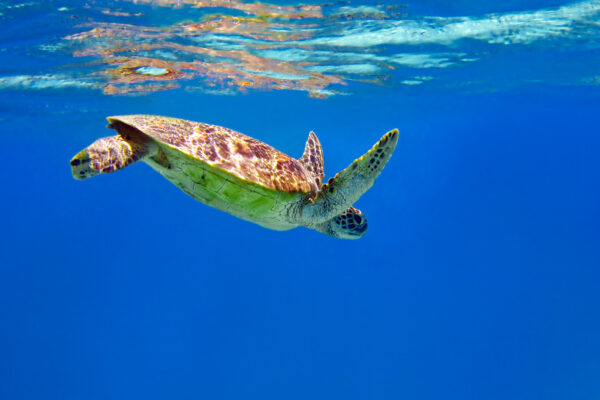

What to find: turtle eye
left=353, top=214, right=362, bottom=224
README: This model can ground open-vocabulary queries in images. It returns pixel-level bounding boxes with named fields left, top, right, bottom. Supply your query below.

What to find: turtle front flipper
left=298, top=131, right=325, bottom=188
left=302, top=129, right=399, bottom=223
left=70, top=135, right=153, bottom=180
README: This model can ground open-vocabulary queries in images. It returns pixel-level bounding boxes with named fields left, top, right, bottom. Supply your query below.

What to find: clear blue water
left=1, top=1, right=600, bottom=399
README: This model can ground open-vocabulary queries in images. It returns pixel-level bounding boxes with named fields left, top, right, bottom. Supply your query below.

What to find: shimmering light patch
left=124, top=0, right=323, bottom=19
left=401, top=77, right=434, bottom=86
left=306, top=1, right=600, bottom=47
left=135, top=66, right=169, bottom=76
left=3, top=0, right=600, bottom=96
left=308, top=64, right=383, bottom=75
left=0, top=75, right=100, bottom=90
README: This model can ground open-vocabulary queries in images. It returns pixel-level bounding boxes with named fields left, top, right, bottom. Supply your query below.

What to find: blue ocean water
left=1, top=0, right=599, bottom=399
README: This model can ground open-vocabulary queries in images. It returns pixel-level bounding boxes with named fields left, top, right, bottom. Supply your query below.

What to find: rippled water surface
left=1, top=1, right=599, bottom=399
left=3, top=0, right=600, bottom=97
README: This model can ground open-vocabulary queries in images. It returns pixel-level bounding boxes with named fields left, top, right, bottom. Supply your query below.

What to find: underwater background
left=1, top=0, right=599, bottom=399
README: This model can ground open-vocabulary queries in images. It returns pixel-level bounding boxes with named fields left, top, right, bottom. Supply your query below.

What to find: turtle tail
left=70, top=135, right=151, bottom=180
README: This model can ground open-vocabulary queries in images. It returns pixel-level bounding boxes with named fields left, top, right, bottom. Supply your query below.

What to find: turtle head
left=313, top=206, right=368, bottom=239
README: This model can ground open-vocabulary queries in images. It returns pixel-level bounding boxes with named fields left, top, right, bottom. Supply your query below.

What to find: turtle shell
left=107, top=115, right=319, bottom=194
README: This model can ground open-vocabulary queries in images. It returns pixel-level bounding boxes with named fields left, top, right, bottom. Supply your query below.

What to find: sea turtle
left=70, top=115, right=398, bottom=239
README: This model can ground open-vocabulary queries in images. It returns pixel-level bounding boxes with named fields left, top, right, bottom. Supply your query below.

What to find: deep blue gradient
left=1, top=1, right=600, bottom=400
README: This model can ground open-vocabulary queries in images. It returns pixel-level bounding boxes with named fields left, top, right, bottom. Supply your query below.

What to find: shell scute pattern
left=108, top=115, right=318, bottom=194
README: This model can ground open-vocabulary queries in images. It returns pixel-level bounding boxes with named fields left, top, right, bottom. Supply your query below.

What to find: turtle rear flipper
left=70, top=135, right=154, bottom=180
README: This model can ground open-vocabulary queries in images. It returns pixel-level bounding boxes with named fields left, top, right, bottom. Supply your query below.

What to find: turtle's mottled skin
left=71, top=115, right=398, bottom=239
